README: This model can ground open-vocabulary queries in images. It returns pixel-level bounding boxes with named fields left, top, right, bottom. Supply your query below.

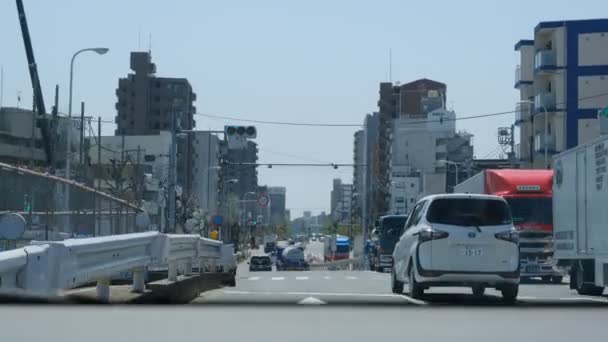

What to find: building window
left=156, top=81, right=161, bottom=88
left=548, top=123, right=552, bottom=135
left=130, top=120, right=134, bottom=126
left=154, top=122, right=160, bottom=129
left=163, top=123, right=169, bottom=129
left=410, top=183, right=415, bottom=188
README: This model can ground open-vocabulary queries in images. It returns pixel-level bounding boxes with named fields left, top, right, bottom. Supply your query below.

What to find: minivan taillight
left=418, top=228, right=449, bottom=242
left=495, top=229, right=519, bottom=244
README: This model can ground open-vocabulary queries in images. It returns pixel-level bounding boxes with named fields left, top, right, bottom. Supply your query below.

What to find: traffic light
left=224, top=125, right=256, bottom=149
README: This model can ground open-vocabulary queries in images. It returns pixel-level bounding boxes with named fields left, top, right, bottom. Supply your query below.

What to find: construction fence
left=0, top=162, right=144, bottom=248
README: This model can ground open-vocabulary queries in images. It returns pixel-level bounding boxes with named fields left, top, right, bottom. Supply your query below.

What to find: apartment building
left=115, top=51, right=197, bottom=195
left=514, top=19, right=608, bottom=168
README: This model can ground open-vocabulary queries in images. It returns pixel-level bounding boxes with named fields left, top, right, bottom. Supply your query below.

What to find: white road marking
left=518, top=296, right=608, bottom=303
left=295, top=276, right=309, bottom=280
left=323, top=276, right=332, bottom=280
left=248, top=276, right=260, bottom=281
left=223, top=290, right=410, bottom=298
left=298, top=296, right=326, bottom=305
left=398, top=294, right=428, bottom=306
left=271, top=277, right=285, bottom=281
left=345, top=276, right=358, bottom=280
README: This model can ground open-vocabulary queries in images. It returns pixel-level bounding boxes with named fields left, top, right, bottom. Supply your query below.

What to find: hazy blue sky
left=0, top=0, right=604, bottom=217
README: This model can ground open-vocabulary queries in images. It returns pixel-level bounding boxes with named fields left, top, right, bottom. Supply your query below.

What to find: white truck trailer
left=553, top=135, right=608, bottom=296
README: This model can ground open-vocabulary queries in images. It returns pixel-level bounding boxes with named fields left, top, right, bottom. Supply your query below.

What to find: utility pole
left=136, top=145, right=142, bottom=203
left=96, top=116, right=101, bottom=236
left=167, top=108, right=177, bottom=233
left=79, top=102, right=85, bottom=165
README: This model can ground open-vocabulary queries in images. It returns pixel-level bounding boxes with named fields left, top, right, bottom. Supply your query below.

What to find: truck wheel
left=408, top=265, right=424, bottom=299
left=391, top=268, right=404, bottom=294
left=551, top=276, right=563, bottom=284
left=227, top=277, right=236, bottom=287
left=472, top=286, right=485, bottom=297
left=541, top=276, right=552, bottom=283
left=574, top=263, right=605, bottom=296
left=501, top=284, right=518, bottom=304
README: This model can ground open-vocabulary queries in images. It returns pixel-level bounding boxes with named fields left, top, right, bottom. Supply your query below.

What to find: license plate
left=525, top=265, right=540, bottom=273
left=462, top=247, right=483, bottom=257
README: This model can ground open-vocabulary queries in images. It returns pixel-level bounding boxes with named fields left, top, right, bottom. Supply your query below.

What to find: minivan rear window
left=426, top=198, right=512, bottom=226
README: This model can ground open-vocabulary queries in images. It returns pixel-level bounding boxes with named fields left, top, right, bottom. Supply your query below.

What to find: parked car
left=249, top=256, right=273, bottom=272
left=391, top=194, right=520, bottom=303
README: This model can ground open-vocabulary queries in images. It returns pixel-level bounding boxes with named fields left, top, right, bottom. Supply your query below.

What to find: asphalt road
left=195, top=242, right=608, bottom=306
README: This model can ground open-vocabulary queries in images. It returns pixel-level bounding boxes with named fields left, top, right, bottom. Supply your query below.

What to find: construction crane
left=16, top=0, right=54, bottom=166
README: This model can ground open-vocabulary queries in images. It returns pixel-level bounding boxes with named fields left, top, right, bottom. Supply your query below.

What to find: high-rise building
left=352, top=130, right=365, bottom=228
left=330, top=179, right=353, bottom=224
left=514, top=19, right=608, bottom=169
left=369, top=79, right=451, bottom=220
left=115, top=51, right=197, bottom=195
left=190, top=131, right=220, bottom=216
left=268, top=187, right=287, bottom=226
left=361, top=113, right=380, bottom=233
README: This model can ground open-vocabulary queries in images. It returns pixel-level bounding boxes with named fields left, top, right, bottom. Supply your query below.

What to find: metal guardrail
left=309, top=257, right=365, bottom=271
left=0, top=232, right=227, bottom=300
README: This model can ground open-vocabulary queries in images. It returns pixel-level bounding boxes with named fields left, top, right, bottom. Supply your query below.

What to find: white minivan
left=391, top=194, right=520, bottom=302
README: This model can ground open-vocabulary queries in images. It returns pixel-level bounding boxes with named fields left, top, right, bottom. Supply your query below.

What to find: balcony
left=534, top=92, right=556, bottom=112
left=514, top=66, right=532, bottom=88
left=534, top=50, right=557, bottom=73
left=515, top=102, right=532, bottom=125
left=534, top=133, right=557, bottom=153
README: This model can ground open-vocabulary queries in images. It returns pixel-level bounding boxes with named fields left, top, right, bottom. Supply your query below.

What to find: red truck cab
left=456, top=169, right=562, bottom=283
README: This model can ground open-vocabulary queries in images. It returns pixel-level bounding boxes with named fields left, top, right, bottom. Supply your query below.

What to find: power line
left=197, top=112, right=362, bottom=127
left=195, top=91, right=608, bottom=127
left=225, top=162, right=364, bottom=168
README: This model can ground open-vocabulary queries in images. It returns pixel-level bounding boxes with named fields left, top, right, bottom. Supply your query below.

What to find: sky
left=0, top=0, right=605, bottom=218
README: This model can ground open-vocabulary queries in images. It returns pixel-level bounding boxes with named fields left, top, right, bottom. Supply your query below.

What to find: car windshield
left=252, top=257, right=271, bottom=266
left=426, top=198, right=512, bottom=226
left=381, top=217, right=407, bottom=236
left=505, top=197, right=552, bottom=225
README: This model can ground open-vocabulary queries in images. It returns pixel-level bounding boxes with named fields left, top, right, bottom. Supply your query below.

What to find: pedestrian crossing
left=243, top=274, right=387, bottom=281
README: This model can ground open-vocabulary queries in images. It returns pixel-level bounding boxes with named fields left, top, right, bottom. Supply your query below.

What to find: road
left=195, top=241, right=608, bottom=306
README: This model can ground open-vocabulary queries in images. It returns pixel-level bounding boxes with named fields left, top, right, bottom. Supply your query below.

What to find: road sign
left=212, top=214, right=223, bottom=226
left=135, top=212, right=151, bottom=230
left=257, top=195, right=269, bottom=208
left=0, top=213, right=26, bottom=240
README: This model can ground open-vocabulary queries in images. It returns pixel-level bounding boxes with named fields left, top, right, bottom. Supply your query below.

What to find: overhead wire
left=194, top=91, right=608, bottom=127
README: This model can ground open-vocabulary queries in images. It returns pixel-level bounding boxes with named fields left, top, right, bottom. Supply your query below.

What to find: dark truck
left=373, top=215, right=408, bottom=272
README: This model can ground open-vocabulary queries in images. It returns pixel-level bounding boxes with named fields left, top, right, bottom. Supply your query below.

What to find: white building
left=514, top=19, right=608, bottom=168
left=88, top=131, right=172, bottom=231
left=190, top=131, right=220, bottom=216
left=389, top=165, right=421, bottom=215
left=390, top=108, right=456, bottom=198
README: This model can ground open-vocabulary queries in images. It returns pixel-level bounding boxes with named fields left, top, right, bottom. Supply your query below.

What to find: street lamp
left=65, top=47, right=109, bottom=231
left=437, top=160, right=463, bottom=189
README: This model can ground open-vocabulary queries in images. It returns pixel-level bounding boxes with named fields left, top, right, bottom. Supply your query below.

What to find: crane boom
left=16, top=0, right=53, bottom=165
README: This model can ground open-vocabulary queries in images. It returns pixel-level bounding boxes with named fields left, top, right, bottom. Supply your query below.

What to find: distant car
left=391, top=194, right=520, bottom=303
left=318, top=236, right=325, bottom=242
left=249, top=256, right=273, bottom=272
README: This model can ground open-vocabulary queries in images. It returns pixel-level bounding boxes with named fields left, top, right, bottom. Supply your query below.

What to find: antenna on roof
left=148, top=33, right=152, bottom=55
left=389, top=48, right=392, bottom=83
